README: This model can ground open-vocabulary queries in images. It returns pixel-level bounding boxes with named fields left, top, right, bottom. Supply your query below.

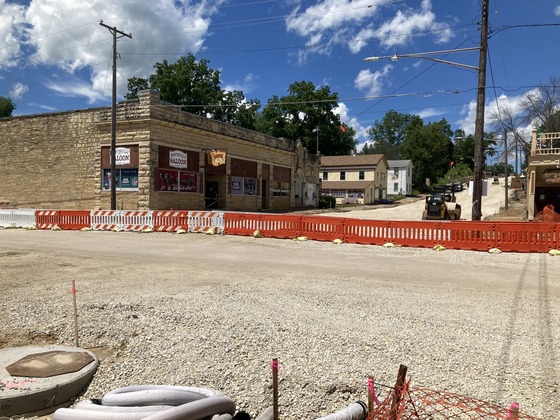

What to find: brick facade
left=0, top=90, right=319, bottom=211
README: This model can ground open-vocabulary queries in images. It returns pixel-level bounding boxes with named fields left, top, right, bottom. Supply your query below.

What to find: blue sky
left=2, top=0, right=560, bottom=149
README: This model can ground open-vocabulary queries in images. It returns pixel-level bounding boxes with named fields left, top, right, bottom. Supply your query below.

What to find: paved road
left=318, top=180, right=509, bottom=221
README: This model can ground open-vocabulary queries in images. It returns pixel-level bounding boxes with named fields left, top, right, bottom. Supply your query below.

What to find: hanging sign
left=208, top=150, right=226, bottom=166
left=543, top=168, right=560, bottom=184
left=115, top=147, right=130, bottom=165
left=169, top=150, right=188, bottom=169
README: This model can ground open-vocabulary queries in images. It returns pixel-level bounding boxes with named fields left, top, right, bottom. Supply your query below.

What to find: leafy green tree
left=489, top=162, right=514, bottom=176
left=364, top=110, right=423, bottom=159
left=442, top=163, right=472, bottom=184
left=399, top=119, right=454, bottom=188
left=125, top=54, right=259, bottom=129
left=0, top=97, right=15, bottom=118
left=256, top=81, right=357, bottom=155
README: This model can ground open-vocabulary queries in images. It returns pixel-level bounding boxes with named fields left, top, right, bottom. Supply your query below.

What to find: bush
left=319, top=195, right=336, bottom=209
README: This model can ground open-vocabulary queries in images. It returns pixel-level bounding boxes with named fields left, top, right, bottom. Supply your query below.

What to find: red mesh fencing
left=367, top=381, right=543, bottom=420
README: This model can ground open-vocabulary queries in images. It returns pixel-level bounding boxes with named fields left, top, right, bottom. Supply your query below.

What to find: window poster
left=158, top=169, right=179, bottom=191
left=244, top=178, right=256, bottom=195
left=102, top=169, right=139, bottom=190
left=179, top=172, right=198, bottom=192
left=119, top=169, right=139, bottom=189
left=231, top=176, right=243, bottom=195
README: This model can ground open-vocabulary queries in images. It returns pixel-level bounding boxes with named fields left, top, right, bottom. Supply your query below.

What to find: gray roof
left=387, top=159, right=412, bottom=168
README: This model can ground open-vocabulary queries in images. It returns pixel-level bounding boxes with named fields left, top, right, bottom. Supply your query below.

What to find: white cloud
left=9, top=82, right=28, bottom=100
left=45, top=79, right=105, bottom=104
left=335, top=101, right=370, bottom=147
left=19, top=0, right=226, bottom=100
left=223, top=73, right=259, bottom=96
left=302, top=0, right=453, bottom=54
left=555, top=5, right=560, bottom=16
left=374, top=0, right=452, bottom=48
left=415, top=107, right=445, bottom=120
left=0, top=0, right=27, bottom=69
left=456, top=92, right=530, bottom=136
left=354, top=64, right=393, bottom=97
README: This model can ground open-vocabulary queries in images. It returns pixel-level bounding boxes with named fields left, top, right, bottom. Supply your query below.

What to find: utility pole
left=472, top=0, right=489, bottom=220
left=100, top=21, right=132, bottom=210
left=504, top=129, right=509, bottom=210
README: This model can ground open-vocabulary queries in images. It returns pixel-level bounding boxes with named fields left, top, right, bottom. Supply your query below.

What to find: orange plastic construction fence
left=222, top=213, right=560, bottom=252
left=35, top=210, right=91, bottom=230
left=152, top=210, right=189, bottom=232
left=534, top=204, right=560, bottom=222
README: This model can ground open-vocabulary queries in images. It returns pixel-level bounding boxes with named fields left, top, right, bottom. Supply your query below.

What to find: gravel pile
left=1, top=231, right=559, bottom=419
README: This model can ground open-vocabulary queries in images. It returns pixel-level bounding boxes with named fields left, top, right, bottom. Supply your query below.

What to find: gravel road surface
left=1, top=194, right=559, bottom=420
left=1, top=182, right=557, bottom=419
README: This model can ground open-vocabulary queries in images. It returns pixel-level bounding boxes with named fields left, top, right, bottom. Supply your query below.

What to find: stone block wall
left=0, top=109, right=102, bottom=209
left=0, top=90, right=319, bottom=211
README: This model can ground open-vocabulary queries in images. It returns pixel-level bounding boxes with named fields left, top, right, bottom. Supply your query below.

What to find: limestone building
left=0, top=91, right=320, bottom=211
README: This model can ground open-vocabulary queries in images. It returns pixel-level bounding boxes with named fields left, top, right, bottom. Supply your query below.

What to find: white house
left=386, top=160, right=413, bottom=196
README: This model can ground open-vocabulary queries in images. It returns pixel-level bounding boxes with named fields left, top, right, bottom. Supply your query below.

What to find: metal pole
left=472, top=0, right=489, bottom=220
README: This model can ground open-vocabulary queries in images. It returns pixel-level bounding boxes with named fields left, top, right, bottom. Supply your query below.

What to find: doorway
left=261, top=180, right=269, bottom=210
left=205, top=181, right=219, bottom=209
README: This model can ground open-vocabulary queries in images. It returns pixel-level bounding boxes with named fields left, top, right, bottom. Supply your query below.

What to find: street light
left=364, top=15, right=489, bottom=221
left=364, top=47, right=480, bottom=71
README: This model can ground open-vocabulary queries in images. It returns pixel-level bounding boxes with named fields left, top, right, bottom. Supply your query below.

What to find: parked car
left=451, top=182, right=464, bottom=192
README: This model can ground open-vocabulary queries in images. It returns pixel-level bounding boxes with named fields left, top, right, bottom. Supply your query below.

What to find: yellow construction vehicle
left=422, top=185, right=462, bottom=220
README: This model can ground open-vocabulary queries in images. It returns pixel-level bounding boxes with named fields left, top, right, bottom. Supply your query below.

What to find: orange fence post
left=389, top=364, right=407, bottom=420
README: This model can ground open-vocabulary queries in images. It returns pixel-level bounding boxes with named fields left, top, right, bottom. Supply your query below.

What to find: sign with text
left=115, top=147, right=131, bottom=165
left=170, top=150, right=188, bottom=169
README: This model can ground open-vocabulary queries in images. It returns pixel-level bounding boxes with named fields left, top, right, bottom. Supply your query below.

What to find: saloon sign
left=115, top=147, right=131, bottom=165
left=170, top=150, right=188, bottom=169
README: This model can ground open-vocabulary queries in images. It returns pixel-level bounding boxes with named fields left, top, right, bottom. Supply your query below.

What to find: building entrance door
left=261, top=180, right=268, bottom=210
left=205, top=181, right=219, bottom=209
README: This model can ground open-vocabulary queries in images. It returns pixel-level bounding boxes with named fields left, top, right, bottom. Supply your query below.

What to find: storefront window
left=232, top=176, right=257, bottom=195
left=103, top=168, right=139, bottom=191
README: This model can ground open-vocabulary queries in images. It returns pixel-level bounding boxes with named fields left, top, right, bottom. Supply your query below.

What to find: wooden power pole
left=100, top=21, right=132, bottom=210
left=472, top=0, right=489, bottom=220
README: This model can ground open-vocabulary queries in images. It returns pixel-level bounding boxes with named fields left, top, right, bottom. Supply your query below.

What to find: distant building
left=526, top=129, right=560, bottom=220
left=319, top=154, right=388, bottom=204
left=386, top=160, right=413, bottom=196
left=0, top=90, right=319, bottom=211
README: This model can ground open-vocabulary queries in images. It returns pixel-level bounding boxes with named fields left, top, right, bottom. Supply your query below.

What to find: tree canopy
left=363, top=110, right=423, bottom=159
left=256, top=81, right=357, bottom=155
left=399, top=119, right=454, bottom=187
left=0, top=97, right=15, bottom=118
left=126, top=57, right=356, bottom=154
left=126, top=54, right=260, bottom=129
